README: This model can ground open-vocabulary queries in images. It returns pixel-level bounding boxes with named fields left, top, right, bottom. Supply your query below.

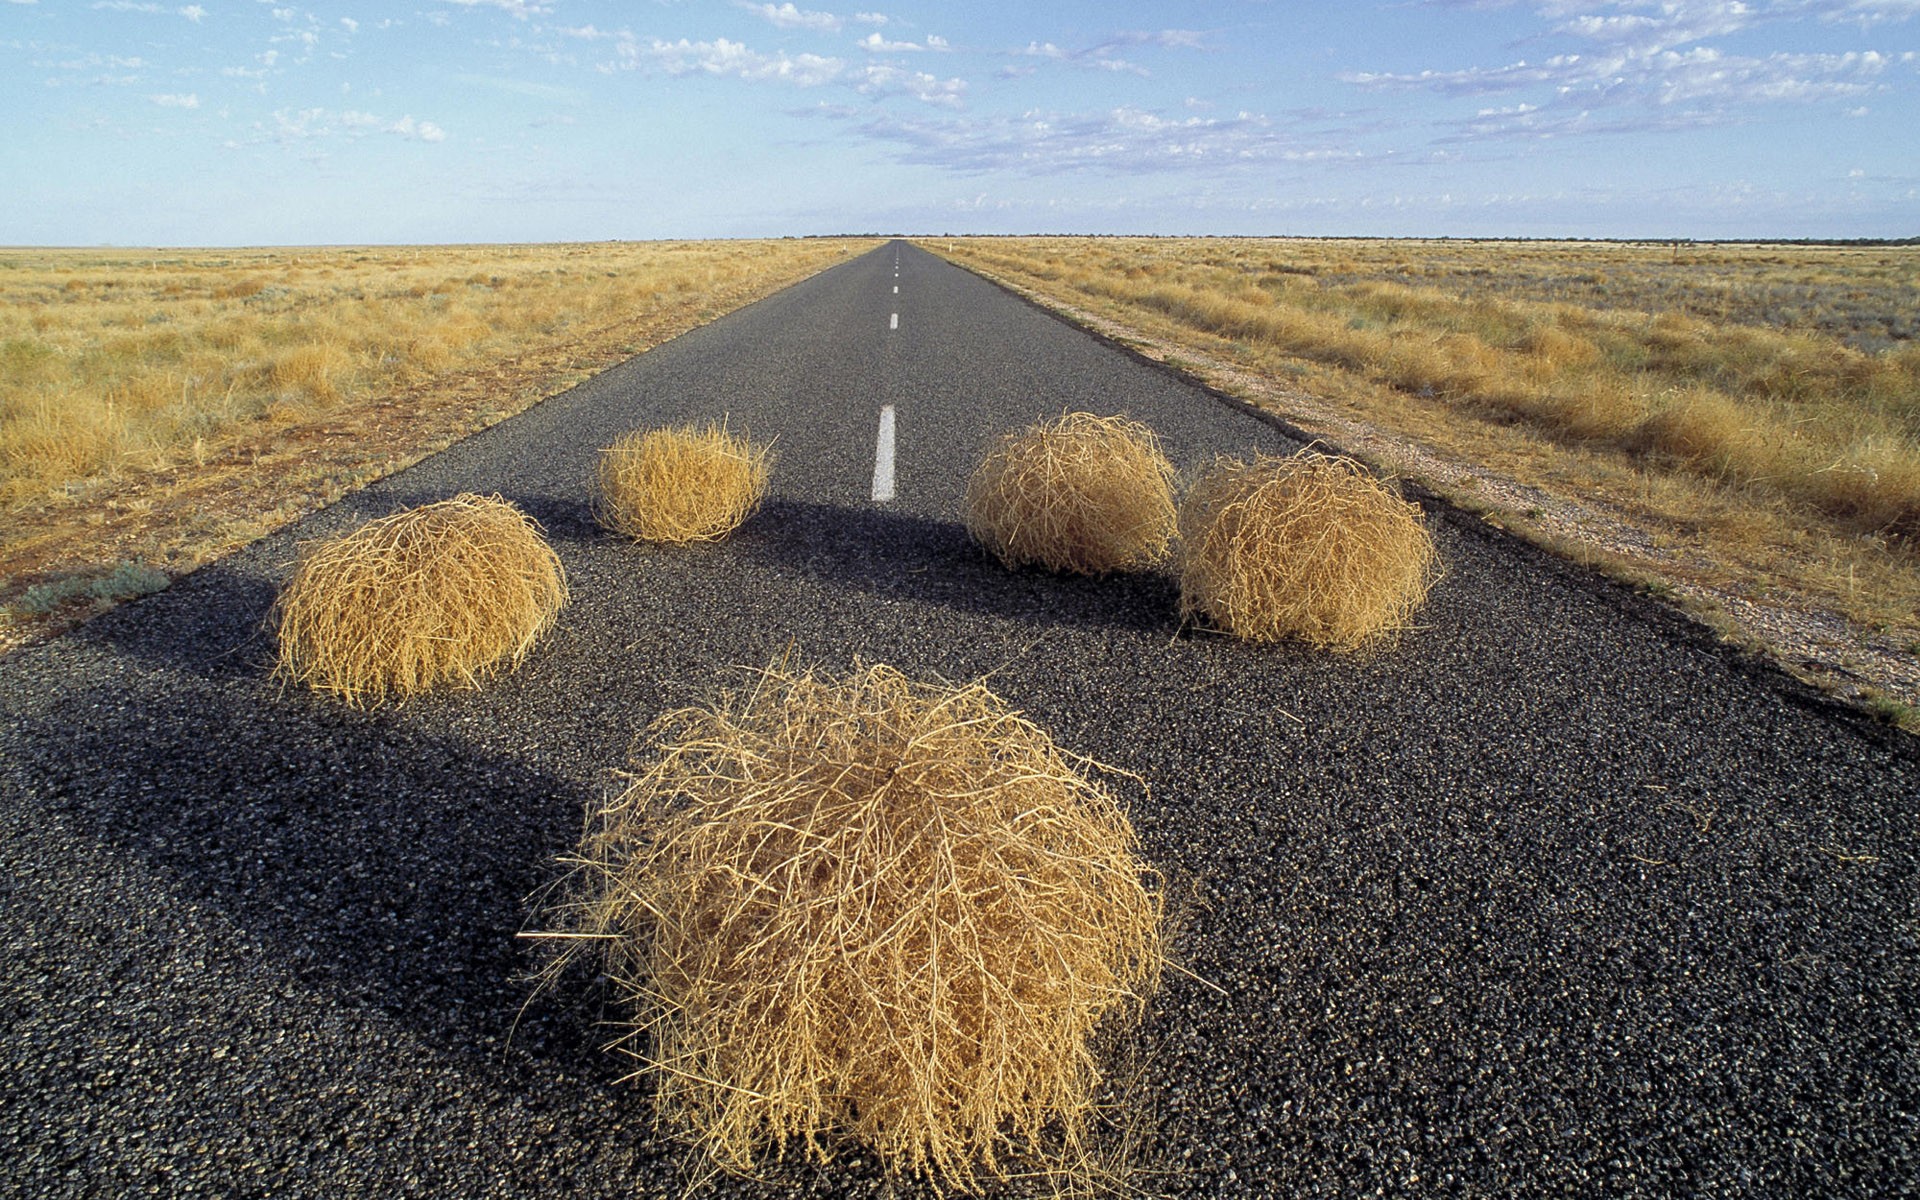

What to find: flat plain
left=1, top=242, right=1913, bottom=1198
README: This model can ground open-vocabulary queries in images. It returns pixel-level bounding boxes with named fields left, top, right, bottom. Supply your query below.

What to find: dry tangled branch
left=1178, top=451, right=1438, bottom=650
left=270, top=493, right=566, bottom=705
left=544, top=661, right=1165, bottom=1192
left=965, top=412, right=1178, bottom=575
left=593, top=422, right=772, bottom=544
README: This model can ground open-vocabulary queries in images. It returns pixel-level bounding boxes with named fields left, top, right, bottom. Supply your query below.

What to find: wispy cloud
left=90, top=1, right=208, bottom=15
left=1813, top=0, right=1920, bottom=25
left=832, top=104, right=1353, bottom=176
left=149, top=91, right=199, bottom=107
left=441, top=0, right=548, bottom=20
left=742, top=2, right=842, bottom=32
left=1005, top=29, right=1206, bottom=78
left=858, top=31, right=923, bottom=52
left=258, top=106, right=447, bottom=142
left=453, top=71, right=587, bottom=103
left=1348, top=1, right=1915, bottom=142
left=856, top=63, right=965, bottom=106
left=637, top=37, right=845, bottom=87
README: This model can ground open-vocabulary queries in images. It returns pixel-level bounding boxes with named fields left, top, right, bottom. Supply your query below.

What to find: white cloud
left=391, top=116, right=447, bottom=141
left=853, top=11, right=888, bottom=24
left=340, top=17, right=357, bottom=33
left=1353, top=44, right=1893, bottom=111
left=1343, top=0, right=1911, bottom=144
left=1011, top=29, right=1204, bottom=75
left=857, top=63, right=964, bottom=106
left=835, top=103, right=1354, bottom=176
left=150, top=91, right=199, bottom=107
left=858, top=31, right=922, bottom=51
left=745, top=2, right=842, bottom=32
left=264, top=106, right=448, bottom=142
left=89, top=0, right=209, bottom=15
left=640, top=37, right=844, bottom=87
left=56, top=52, right=146, bottom=70
left=454, top=72, right=587, bottom=102
left=1812, top=0, right=1920, bottom=26
left=441, top=0, right=547, bottom=19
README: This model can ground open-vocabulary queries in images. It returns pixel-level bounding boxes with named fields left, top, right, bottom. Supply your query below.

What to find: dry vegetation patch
left=543, top=662, right=1164, bottom=1191
left=932, top=237, right=1920, bottom=715
left=0, top=239, right=872, bottom=647
left=592, top=423, right=772, bottom=544
left=965, top=412, right=1178, bottom=575
left=271, top=493, right=565, bottom=706
left=1179, top=452, right=1439, bottom=650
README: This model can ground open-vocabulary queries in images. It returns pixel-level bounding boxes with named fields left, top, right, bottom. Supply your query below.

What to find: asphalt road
left=2, top=241, right=1915, bottom=1198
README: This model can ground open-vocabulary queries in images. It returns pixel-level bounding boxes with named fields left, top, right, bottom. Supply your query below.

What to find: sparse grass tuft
left=542, top=661, right=1164, bottom=1191
left=270, top=493, right=565, bottom=706
left=592, top=422, right=773, bottom=544
left=10, top=560, right=170, bottom=616
left=1179, top=451, right=1439, bottom=650
left=965, top=412, right=1178, bottom=575
left=1862, top=691, right=1920, bottom=732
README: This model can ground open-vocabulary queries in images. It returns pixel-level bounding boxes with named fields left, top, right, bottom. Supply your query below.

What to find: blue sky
left=3, top=0, right=1916, bottom=244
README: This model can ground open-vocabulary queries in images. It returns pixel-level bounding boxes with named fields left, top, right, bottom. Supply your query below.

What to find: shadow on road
left=737, top=496, right=1185, bottom=636
left=74, top=559, right=282, bottom=686
left=20, top=684, right=608, bottom=1065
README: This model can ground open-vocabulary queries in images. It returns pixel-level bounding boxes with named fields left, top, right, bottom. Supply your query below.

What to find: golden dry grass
left=270, top=493, right=565, bottom=705
left=1179, top=452, right=1439, bottom=650
left=931, top=236, right=1920, bottom=637
left=544, top=661, right=1164, bottom=1191
left=965, top=412, right=1178, bottom=575
left=936, top=240, right=1920, bottom=540
left=592, top=423, right=772, bottom=544
left=0, top=240, right=868, bottom=509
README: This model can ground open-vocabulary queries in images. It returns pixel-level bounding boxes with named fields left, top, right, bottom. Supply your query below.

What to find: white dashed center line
left=893, top=285, right=898, bottom=294
left=890, top=312, right=898, bottom=330
left=871, top=406, right=897, bottom=502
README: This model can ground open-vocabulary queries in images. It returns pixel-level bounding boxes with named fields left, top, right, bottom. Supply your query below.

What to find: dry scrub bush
left=550, top=662, right=1164, bottom=1191
left=271, top=493, right=566, bottom=705
left=965, top=412, right=1178, bottom=574
left=593, top=423, right=772, bottom=544
left=1179, top=452, right=1438, bottom=650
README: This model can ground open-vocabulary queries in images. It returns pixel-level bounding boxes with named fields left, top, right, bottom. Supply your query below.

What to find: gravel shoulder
left=2, top=242, right=1915, bottom=1198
